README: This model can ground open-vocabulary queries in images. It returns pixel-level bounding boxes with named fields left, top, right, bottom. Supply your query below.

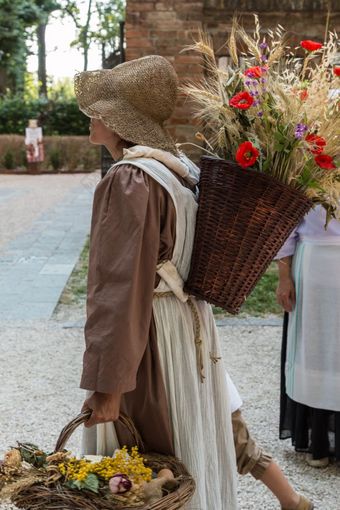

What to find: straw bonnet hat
left=74, top=55, right=178, bottom=153
left=28, top=119, right=38, bottom=128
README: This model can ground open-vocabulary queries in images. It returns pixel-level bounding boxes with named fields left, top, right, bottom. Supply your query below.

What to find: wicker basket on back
left=11, top=412, right=195, bottom=510
left=184, top=156, right=313, bottom=314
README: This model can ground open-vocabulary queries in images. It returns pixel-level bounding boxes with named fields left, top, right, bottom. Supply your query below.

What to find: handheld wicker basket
left=11, top=412, right=195, bottom=510
left=184, top=156, right=313, bottom=314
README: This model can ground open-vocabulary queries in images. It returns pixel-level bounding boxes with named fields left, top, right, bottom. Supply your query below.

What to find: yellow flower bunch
left=58, top=446, right=152, bottom=485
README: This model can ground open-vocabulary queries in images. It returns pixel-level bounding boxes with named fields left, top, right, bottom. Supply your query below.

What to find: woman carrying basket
left=74, top=55, right=312, bottom=510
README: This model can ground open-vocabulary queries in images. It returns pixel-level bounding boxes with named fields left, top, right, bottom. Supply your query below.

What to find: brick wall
left=126, top=0, right=205, bottom=154
left=126, top=0, right=340, bottom=158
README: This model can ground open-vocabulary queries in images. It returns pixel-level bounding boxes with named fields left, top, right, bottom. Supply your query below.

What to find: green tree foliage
left=63, top=0, right=95, bottom=71
left=0, top=0, right=62, bottom=95
left=0, top=89, right=89, bottom=135
left=34, top=0, right=61, bottom=97
left=63, top=0, right=125, bottom=70
left=0, top=1, right=126, bottom=134
left=0, top=0, right=40, bottom=92
left=94, top=0, right=126, bottom=63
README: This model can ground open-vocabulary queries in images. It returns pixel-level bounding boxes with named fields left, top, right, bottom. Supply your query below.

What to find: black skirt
left=280, top=313, right=340, bottom=461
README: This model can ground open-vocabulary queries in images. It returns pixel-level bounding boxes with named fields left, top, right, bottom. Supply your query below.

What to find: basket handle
left=54, top=410, right=145, bottom=453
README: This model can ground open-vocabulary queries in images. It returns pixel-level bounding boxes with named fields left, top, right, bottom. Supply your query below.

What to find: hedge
left=0, top=95, right=89, bottom=136
left=0, top=135, right=100, bottom=172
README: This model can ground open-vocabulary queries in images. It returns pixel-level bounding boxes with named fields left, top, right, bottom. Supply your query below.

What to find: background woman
left=276, top=204, right=340, bottom=467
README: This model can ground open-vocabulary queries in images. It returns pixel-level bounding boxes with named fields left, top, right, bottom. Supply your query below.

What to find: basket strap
left=54, top=411, right=145, bottom=453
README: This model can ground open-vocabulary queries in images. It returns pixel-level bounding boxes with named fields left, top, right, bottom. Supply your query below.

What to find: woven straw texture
left=74, top=55, right=178, bottom=154
left=185, top=156, right=313, bottom=314
left=11, top=412, right=195, bottom=510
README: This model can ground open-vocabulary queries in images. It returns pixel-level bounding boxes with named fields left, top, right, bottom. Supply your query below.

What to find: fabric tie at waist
left=300, top=236, right=340, bottom=246
left=154, top=260, right=205, bottom=383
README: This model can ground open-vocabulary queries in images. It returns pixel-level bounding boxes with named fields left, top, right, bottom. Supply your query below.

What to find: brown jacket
left=81, top=164, right=177, bottom=454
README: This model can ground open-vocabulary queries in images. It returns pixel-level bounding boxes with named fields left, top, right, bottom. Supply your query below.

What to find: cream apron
left=83, top=153, right=238, bottom=510
left=287, top=239, right=340, bottom=412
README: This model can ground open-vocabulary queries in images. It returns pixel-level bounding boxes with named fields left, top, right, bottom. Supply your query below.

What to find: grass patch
left=241, top=262, right=282, bottom=315
left=60, top=241, right=281, bottom=316
left=59, top=237, right=89, bottom=305
left=212, top=263, right=282, bottom=317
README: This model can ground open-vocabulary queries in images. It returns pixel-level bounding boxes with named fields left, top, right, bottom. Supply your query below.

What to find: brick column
left=126, top=0, right=205, bottom=158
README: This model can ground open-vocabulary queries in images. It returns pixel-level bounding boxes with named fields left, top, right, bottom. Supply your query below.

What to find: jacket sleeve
left=80, top=164, right=162, bottom=394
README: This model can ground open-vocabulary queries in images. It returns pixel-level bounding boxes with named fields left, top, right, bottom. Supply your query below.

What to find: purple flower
left=260, top=78, right=267, bottom=84
left=260, top=67, right=268, bottom=72
left=260, top=42, right=268, bottom=49
left=245, top=80, right=252, bottom=86
left=253, top=100, right=260, bottom=106
left=252, top=80, right=258, bottom=86
left=257, top=111, right=264, bottom=117
left=294, top=123, right=308, bottom=139
left=261, top=54, right=268, bottom=62
left=109, top=474, right=132, bottom=494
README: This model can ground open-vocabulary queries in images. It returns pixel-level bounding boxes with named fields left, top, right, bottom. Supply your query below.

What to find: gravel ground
left=220, top=326, right=339, bottom=509
left=1, top=314, right=338, bottom=509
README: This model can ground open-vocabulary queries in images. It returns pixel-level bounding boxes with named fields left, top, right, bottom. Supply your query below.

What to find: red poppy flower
left=244, top=66, right=263, bottom=78
left=300, top=40, right=322, bottom=52
left=299, top=89, right=308, bottom=101
left=229, top=91, right=254, bottom=110
left=306, top=134, right=326, bottom=154
left=314, top=154, right=336, bottom=170
left=334, top=67, right=340, bottom=77
left=235, top=141, right=259, bottom=168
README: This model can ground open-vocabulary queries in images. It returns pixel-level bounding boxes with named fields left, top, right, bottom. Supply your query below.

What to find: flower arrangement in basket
left=183, top=17, right=340, bottom=313
left=0, top=412, right=195, bottom=510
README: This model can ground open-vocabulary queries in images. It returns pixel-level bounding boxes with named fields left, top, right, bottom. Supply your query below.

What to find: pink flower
left=109, top=474, right=132, bottom=494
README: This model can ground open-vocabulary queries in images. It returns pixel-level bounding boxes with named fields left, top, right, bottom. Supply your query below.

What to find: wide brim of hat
left=75, top=71, right=178, bottom=154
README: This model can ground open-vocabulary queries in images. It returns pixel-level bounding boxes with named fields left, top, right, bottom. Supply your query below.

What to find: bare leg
left=259, top=461, right=300, bottom=509
left=232, top=409, right=312, bottom=509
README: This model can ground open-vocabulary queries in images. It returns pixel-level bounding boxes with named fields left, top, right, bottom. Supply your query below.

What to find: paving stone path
left=0, top=173, right=99, bottom=320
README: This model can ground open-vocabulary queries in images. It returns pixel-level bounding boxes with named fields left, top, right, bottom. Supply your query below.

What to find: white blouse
left=275, top=205, right=340, bottom=259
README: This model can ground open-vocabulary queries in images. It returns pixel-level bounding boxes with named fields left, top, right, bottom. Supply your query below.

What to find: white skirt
left=82, top=296, right=239, bottom=510
left=286, top=241, right=340, bottom=411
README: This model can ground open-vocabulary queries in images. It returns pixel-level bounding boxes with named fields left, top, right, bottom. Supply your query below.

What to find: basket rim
left=199, top=155, right=314, bottom=205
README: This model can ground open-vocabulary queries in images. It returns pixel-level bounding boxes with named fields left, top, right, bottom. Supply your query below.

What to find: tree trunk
left=37, top=22, right=48, bottom=98
left=101, top=42, right=106, bottom=67
left=83, top=0, right=93, bottom=71
left=0, top=68, right=8, bottom=95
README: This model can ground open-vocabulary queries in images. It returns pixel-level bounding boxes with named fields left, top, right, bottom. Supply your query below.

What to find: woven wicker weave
left=12, top=412, right=195, bottom=510
left=184, top=156, right=313, bottom=314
